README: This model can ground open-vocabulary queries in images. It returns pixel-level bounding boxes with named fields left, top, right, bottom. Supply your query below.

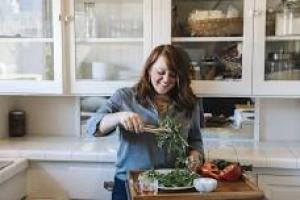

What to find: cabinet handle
left=64, top=15, right=74, bottom=23
left=249, top=9, right=264, bottom=17
left=104, top=181, right=114, bottom=192
left=253, top=10, right=263, bottom=17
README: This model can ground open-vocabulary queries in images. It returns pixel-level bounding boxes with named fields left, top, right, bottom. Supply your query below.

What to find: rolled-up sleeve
left=86, top=89, right=123, bottom=136
left=187, top=100, right=204, bottom=160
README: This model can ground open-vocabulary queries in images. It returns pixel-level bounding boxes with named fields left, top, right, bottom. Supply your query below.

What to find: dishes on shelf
left=266, top=70, right=300, bottom=80
left=0, top=73, right=42, bottom=80
left=92, top=62, right=115, bottom=80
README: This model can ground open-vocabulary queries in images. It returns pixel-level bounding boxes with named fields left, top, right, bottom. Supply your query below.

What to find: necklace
left=154, top=95, right=171, bottom=115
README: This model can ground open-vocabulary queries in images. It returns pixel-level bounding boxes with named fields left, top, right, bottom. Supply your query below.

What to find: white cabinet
left=0, top=0, right=63, bottom=94
left=253, top=0, right=300, bottom=96
left=0, top=170, right=26, bottom=200
left=258, top=174, right=300, bottom=200
left=66, top=0, right=300, bottom=96
left=27, top=161, right=115, bottom=200
left=1, top=0, right=300, bottom=96
left=153, top=0, right=253, bottom=96
left=154, top=0, right=300, bottom=96
left=0, top=0, right=152, bottom=95
left=68, top=0, right=152, bottom=95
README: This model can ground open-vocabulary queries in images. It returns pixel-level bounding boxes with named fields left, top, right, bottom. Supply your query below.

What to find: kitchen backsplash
left=80, top=96, right=255, bottom=140
left=0, top=96, right=300, bottom=142
left=0, top=96, right=79, bottom=138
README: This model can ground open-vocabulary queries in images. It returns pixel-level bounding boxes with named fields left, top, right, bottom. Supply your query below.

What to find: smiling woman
left=86, top=44, right=204, bottom=200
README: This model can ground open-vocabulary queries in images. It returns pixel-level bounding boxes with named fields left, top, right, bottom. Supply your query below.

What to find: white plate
left=155, top=169, right=195, bottom=191
left=158, top=185, right=193, bottom=191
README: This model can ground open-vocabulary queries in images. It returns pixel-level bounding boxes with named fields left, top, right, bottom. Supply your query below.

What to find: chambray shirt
left=86, top=87, right=204, bottom=180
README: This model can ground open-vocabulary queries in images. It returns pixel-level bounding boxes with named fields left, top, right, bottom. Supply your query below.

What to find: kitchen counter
left=0, top=135, right=299, bottom=169
left=0, top=134, right=119, bottom=162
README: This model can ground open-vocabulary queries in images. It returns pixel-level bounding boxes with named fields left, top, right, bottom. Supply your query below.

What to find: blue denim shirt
left=87, top=87, right=204, bottom=180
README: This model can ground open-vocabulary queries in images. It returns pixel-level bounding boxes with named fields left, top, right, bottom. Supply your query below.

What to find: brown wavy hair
left=136, top=44, right=197, bottom=111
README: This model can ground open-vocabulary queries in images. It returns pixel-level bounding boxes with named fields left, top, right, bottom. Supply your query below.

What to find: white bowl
left=193, top=178, right=217, bottom=193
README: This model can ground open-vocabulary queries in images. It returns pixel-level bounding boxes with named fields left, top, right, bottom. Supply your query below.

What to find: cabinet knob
left=65, top=15, right=74, bottom=23
left=104, top=181, right=114, bottom=192
left=249, top=9, right=264, bottom=17
left=253, top=10, right=263, bottom=17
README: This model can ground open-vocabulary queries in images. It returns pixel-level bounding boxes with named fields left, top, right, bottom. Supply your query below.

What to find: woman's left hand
left=187, top=150, right=203, bottom=171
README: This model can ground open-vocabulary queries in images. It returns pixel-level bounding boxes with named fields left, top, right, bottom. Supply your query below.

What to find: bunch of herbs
left=156, top=116, right=189, bottom=167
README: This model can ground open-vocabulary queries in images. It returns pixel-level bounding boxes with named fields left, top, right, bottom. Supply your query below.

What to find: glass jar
left=276, top=0, right=300, bottom=35
left=9, top=110, right=26, bottom=137
left=266, top=9, right=276, bottom=36
left=84, top=1, right=97, bottom=38
left=191, top=61, right=201, bottom=80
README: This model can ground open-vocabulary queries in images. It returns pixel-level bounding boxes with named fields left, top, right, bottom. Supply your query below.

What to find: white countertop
left=0, top=135, right=119, bottom=162
left=0, top=135, right=299, bottom=170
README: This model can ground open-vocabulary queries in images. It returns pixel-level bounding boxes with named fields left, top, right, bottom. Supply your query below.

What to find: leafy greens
left=143, top=169, right=199, bottom=188
left=156, top=116, right=189, bottom=167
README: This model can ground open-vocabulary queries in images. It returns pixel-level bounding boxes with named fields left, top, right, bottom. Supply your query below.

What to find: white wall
left=259, top=98, right=300, bottom=142
left=11, top=96, right=80, bottom=137
left=0, top=96, right=14, bottom=138
left=1, top=96, right=300, bottom=141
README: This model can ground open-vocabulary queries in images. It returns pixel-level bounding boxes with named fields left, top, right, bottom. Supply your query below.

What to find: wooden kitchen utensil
left=142, top=125, right=171, bottom=135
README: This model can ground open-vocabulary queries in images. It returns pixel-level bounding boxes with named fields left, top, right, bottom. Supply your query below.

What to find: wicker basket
left=188, top=17, right=243, bottom=37
left=222, top=59, right=242, bottom=79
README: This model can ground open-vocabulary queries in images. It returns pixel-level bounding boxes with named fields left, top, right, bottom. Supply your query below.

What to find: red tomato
left=220, top=163, right=242, bottom=181
left=198, top=162, right=221, bottom=180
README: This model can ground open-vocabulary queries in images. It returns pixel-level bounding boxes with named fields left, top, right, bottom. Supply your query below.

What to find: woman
left=87, top=44, right=204, bottom=200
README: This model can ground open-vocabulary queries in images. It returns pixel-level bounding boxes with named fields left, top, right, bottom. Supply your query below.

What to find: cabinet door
left=0, top=0, right=63, bottom=94
left=258, top=174, right=300, bottom=200
left=153, top=0, right=253, bottom=96
left=67, top=164, right=115, bottom=200
left=27, top=161, right=115, bottom=200
left=253, top=0, right=300, bottom=96
left=69, top=0, right=152, bottom=95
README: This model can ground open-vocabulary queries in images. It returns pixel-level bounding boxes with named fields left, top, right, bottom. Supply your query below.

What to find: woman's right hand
left=118, top=112, right=144, bottom=133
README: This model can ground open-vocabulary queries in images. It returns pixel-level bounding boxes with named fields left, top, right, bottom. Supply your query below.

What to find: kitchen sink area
left=0, top=158, right=28, bottom=200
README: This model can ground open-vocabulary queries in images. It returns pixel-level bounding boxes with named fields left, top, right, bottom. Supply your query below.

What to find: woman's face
left=149, top=56, right=177, bottom=95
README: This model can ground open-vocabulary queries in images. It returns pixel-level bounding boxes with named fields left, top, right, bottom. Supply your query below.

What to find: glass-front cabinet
left=253, top=0, right=300, bottom=95
left=69, top=0, right=152, bottom=95
left=0, top=0, right=62, bottom=93
left=1, top=0, right=300, bottom=96
left=153, top=0, right=253, bottom=96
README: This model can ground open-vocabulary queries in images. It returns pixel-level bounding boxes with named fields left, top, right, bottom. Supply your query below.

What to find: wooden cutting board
left=127, top=170, right=264, bottom=200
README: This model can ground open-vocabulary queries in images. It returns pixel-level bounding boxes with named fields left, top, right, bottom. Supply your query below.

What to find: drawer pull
left=104, top=181, right=114, bottom=192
